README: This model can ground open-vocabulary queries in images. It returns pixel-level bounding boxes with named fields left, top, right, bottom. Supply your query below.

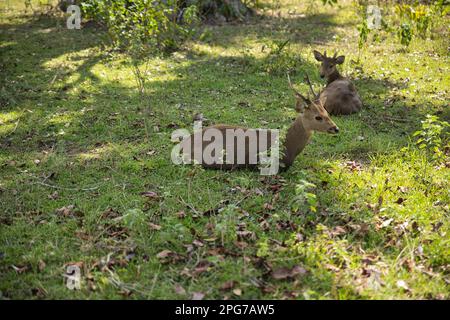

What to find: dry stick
left=32, top=180, right=101, bottom=191
left=382, top=116, right=409, bottom=123
left=27, top=173, right=101, bottom=192
left=178, top=196, right=201, bottom=215
left=5, top=118, right=20, bottom=137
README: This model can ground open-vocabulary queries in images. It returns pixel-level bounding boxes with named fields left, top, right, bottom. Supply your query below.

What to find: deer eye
left=315, top=116, right=323, bottom=121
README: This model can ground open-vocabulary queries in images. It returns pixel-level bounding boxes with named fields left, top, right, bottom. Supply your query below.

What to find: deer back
left=320, top=79, right=362, bottom=115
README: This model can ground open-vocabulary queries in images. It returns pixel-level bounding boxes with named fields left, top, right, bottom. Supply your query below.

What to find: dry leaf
left=140, top=191, right=159, bottom=200
left=220, top=280, right=236, bottom=291
left=233, top=288, right=242, bottom=296
left=192, top=292, right=205, bottom=300
left=38, top=260, right=46, bottom=272
left=271, top=265, right=306, bottom=280
left=174, top=284, right=186, bottom=295
left=148, top=222, right=162, bottom=231
left=396, top=280, right=409, bottom=291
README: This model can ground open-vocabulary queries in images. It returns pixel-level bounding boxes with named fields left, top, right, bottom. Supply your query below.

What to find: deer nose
left=328, top=126, right=339, bottom=134
left=320, top=74, right=325, bottom=78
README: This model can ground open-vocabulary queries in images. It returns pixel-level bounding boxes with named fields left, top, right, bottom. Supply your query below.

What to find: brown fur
left=179, top=84, right=339, bottom=171
left=313, top=50, right=362, bottom=115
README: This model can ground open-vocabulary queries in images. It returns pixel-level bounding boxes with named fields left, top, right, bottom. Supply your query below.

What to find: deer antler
left=303, top=72, right=317, bottom=98
left=287, top=73, right=308, bottom=102
left=323, top=50, right=327, bottom=58
left=333, top=52, right=337, bottom=59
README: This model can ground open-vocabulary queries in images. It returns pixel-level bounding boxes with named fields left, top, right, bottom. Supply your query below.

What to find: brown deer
left=175, top=76, right=339, bottom=172
left=313, top=50, right=362, bottom=115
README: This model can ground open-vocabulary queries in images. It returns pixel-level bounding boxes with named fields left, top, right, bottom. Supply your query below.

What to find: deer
left=175, top=75, right=339, bottom=173
left=313, top=50, right=362, bottom=115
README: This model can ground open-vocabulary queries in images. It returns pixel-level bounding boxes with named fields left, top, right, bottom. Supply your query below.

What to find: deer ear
left=335, top=55, right=345, bottom=64
left=295, top=95, right=311, bottom=113
left=313, top=50, right=323, bottom=61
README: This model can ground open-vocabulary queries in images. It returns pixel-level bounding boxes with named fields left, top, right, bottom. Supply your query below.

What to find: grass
left=0, top=0, right=449, bottom=299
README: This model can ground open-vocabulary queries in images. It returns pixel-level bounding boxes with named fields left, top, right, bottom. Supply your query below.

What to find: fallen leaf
left=329, top=226, right=347, bottom=237
left=233, top=288, right=242, bottom=296
left=380, top=218, right=394, bottom=228
left=56, top=205, right=76, bottom=217
left=234, top=241, right=248, bottom=249
left=192, top=292, right=205, bottom=300
left=290, top=265, right=307, bottom=276
left=220, top=280, right=236, bottom=291
left=236, top=230, right=255, bottom=241
left=192, top=239, right=204, bottom=247
left=48, top=191, right=59, bottom=200
left=148, top=222, right=162, bottom=231
left=192, top=260, right=213, bottom=275
left=156, top=250, right=185, bottom=264
left=396, top=280, right=409, bottom=291
left=176, top=210, right=186, bottom=219
left=140, top=191, right=159, bottom=200
left=344, top=161, right=362, bottom=172
left=174, top=284, right=186, bottom=295
left=271, top=265, right=306, bottom=280
left=12, top=264, right=30, bottom=274
left=156, top=250, right=172, bottom=259
left=325, top=264, right=341, bottom=272
left=38, top=260, right=46, bottom=272
left=294, top=233, right=304, bottom=242
left=271, top=267, right=291, bottom=280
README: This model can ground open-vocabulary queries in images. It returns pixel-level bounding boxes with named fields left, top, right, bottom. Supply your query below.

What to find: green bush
left=81, top=0, right=199, bottom=53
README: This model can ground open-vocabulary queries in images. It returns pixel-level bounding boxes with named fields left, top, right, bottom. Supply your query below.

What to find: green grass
left=0, top=0, right=449, bottom=299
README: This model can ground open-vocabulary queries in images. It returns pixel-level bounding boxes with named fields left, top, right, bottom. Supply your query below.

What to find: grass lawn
left=0, top=0, right=449, bottom=299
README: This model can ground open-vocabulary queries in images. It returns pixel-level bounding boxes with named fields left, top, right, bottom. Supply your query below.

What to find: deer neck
left=327, top=70, right=342, bottom=85
left=281, top=116, right=312, bottom=169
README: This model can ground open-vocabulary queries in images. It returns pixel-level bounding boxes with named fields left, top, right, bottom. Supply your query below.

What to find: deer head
left=288, top=74, right=339, bottom=134
left=313, top=50, right=345, bottom=80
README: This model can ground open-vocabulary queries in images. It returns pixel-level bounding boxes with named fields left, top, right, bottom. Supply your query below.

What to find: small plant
left=81, top=0, right=199, bottom=53
left=256, top=239, right=270, bottom=257
left=398, top=23, right=413, bottom=47
left=321, top=0, right=338, bottom=6
left=261, top=39, right=301, bottom=75
left=413, top=114, right=450, bottom=162
left=291, top=179, right=318, bottom=213
left=357, top=18, right=369, bottom=61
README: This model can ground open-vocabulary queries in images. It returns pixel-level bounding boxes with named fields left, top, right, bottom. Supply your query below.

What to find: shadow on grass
left=0, top=9, right=446, bottom=299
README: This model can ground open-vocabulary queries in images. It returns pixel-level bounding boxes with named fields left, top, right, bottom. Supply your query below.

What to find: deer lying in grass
left=313, top=50, right=362, bottom=115
left=176, top=76, right=339, bottom=173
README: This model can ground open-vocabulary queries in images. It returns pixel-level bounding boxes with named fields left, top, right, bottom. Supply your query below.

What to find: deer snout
left=328, top=126, right=339, bottom=134
left=320, top=74, right=325, bottom=79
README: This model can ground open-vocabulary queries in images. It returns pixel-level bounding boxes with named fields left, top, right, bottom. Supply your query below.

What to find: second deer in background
left=313, top=50, right=363, bottom=115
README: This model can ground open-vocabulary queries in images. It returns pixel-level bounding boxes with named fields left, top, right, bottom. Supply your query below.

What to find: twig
left=382, top=116, right=410, bottom=123
left=178, top=196, right=201, bottom=215
left=27, top=173, right=101, bottom=192
left=5, top=118, right=20, bottom=137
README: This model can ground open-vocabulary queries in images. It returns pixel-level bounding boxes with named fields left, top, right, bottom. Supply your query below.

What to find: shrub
left=81, top=0, right=199, bottom=53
